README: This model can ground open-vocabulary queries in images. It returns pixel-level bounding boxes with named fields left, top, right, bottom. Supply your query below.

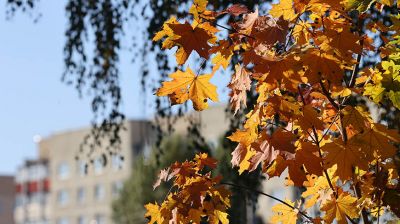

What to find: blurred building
left=0, top=175, right=15, bottom=224
left=38, top=120, right=153, bottom=224
left=14, top=105, right=295, bottom=224
left=14, top=159, right=50, bottom=224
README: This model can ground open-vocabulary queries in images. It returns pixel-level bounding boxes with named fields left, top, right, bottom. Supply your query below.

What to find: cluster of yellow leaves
left=145, top=153, right=230, bottom=224
left=151, top=0, right=400, bottom=223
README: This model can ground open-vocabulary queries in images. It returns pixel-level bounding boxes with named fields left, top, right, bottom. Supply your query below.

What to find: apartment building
left=14, top=105, right=294, bottom=224
left=14, top=159, right=50, bottom=224
left=36, top=120, right=153, bottom=224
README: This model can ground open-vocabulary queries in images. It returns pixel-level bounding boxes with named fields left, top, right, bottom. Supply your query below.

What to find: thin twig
left=312, top=127, right=337, bottom=197
left=338, top=107, right=348, bottom=143
left=346, top=214, right=358, bottom=224
left=199, top=15, right=255, bottom=40
left=284, top=14, right=303, bottom=50
left=348, top=38, right=364, bottom=88
left=319, top=112, right=340, bottom=143
left=354, top=182, right=371, bottom=224
left=266, top=121, right=292, bottom=133
left=220, top=182, right=314, bottom=223
left=319, top=80, right=339, bottom=110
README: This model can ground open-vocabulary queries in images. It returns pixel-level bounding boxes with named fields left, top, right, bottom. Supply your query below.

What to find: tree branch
left=220, top=182, right=314, bottom=223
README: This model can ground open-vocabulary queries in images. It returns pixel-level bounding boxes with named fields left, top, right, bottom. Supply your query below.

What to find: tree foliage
left=112, top=136, right=195, bottom=224
left=147, top=0, right=400, bottom=223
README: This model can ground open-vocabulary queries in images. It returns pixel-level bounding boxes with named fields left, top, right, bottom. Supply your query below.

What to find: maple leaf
left=152, top=0, right=400, bottom=222
left=264, top=95, right=302, bottom=121
left=153, top=167, right=171, bottom=190
left=228, top=64, right=251, bottom=114
left=302, top=175, right=336, bottom=208
left=168, top=22, right=216, bottom=65
left=323, top=139, right=369, bottom=180
left=250, top=16, right=289, bottom=47
left=217, top=4, right=249, bottom=17
left=270, top=199, right=299, bottom=224
left=235, top=8, right=259, bottom=35
left=269, top=0, right=297, bottom=21
left=250, top=52, right=303, bottom=92
left=189, top=0, right=214, bottom=21
left=341, top=106, right=372, bottom=133
left=293, top=21, right=313, bottom=45
left=231, top=144, right=256, bottom=174
left=318, top=26, right=362, bottom=59
left=301, top=49, right=343, bottom=84
left=364, top=60, right=400, bottom=109
left=153, top=16, right=180, bottom=49
left=145, top=203, right=164, bottom=224
left=209, top=40, right=235, bottom=71
left=248, top=129, right=296, bottom=172
left=195, top=153, right=217, bottom=170
left=321, top=191, right=359, bottom=224
left=358, top=123, right=400, bottom=160
left=213, top=210, right=229, bottom=224
left=296, top=105, right=325, bottom=131
left=296, top=142, right=323, bottom=176
left=156, top=68, right=218, bottom=111
left=342, top=0, right=375, bottom=12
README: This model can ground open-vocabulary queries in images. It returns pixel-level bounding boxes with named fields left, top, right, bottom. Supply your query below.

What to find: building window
left=94, top=184, right=105, bottom=201
left=15, top=195, right=26, bottom=207
left=57, top=162, right=69, bottom=180
left=57, top=190, right=69, bottom=206
left=77, top=161, right=87, bottom=177
left=77, top=187, right=86, bottom=204
left=94, top=157, right=104, bottom=175
left=77, top=216, right=86, bottom=224
left=112, top=181, right=123, bottom=198
left=111, top=154, right=124, bottom=170
left=95, top=214, right=106, bottom=224
left=57, top=217, right=69, bottom=224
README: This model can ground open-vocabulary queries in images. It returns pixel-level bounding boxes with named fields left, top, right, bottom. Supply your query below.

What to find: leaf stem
left=220, top=182, right=314, bottom=223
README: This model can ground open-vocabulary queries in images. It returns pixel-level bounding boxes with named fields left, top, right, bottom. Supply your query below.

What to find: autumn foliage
left=146, top=0, right=400, bottom=223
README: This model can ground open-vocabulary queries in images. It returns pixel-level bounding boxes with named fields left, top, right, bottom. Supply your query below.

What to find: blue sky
left=0, top=1, right=230, bottom=175
left=0, top=1, right=150, bottom=174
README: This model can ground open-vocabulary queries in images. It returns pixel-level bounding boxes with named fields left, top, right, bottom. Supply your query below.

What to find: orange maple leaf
left=156, top=68, right=218, bottom=111
left=168, top=22, right=216, bottom=65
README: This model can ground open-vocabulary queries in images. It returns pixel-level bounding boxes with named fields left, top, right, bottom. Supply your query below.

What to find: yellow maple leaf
left=271, top=199, right=299, bottom=224
left=144, top=203, right=164, bottom=224
left=156, top=68, right=218, bottom=111
left=214, top=210, right=229, bottom=224
left=189, top=0, right=215, bottom=21
left=321, top=191, right=359, bottom=224
left=302, top=175, right=335, bottom=208
left=269, top=0, right=297, bottom=21
left=153, top=16, right=179, bottom=49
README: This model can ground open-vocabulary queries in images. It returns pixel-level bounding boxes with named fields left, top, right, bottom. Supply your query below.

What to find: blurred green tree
left=112, top=136, right=194, bottom=224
